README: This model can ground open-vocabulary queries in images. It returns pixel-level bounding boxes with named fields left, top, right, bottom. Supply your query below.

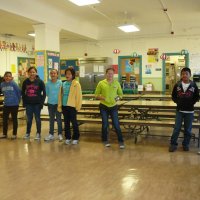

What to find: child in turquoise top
left=44, top=69, right=63, bottom=141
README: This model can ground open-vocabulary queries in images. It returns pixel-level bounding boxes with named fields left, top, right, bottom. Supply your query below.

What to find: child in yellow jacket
left=58, top=67, right=82, bottom=145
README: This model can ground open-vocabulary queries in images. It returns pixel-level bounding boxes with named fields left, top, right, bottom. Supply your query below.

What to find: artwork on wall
left=147, top=48, right=159, bottom=63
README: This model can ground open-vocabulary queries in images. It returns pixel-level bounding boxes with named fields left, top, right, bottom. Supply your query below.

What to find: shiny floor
left=0, top=120, right=200, bottom=200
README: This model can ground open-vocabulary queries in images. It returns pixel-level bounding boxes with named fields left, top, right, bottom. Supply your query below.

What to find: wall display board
left=118, top=56, right=142, bottom=93
left=60, top=59, right=79, bottom=81
left=35, top=51, right=60, bottom=82
left=35, top=51, right=45, bottom=81
left=46, top=51, right=60, bottom=81
left=17, top=57, right=35, bottom=88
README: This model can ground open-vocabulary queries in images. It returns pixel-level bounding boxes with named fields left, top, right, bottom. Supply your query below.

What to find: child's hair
left=181, top=67, right=191, bottom=75
left=28, top=66, right=37, bottom=73
left=65, top=67, right=75, bottom=80
left=50, top=69, right=58, bottom=74
left=106, top=67, right=115, bottom=74
left=4, top=71, right=12, bottom=77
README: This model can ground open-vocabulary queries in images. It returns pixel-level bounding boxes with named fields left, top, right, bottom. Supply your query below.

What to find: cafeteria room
left=0, top=1, right=200, bottom=200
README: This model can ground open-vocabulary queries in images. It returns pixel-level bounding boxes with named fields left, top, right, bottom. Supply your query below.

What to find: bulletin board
left=46, top=51, right=60, bottom=81
left=60, top=59, right=79, bottom=81
left=118, top=55, right=142, bottom=84
left=17, top=57, right=35, bottom=88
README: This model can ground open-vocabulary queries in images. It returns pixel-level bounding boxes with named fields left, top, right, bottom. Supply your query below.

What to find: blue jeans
left=170, top=111, right=194, bottom=147
left=48, top=104, right=62, bottom=135
left=62, top=106, right=79, bottom=140
left=26, top=104, right=41, bottom=134
left=99, top=104, right=124, bottom=143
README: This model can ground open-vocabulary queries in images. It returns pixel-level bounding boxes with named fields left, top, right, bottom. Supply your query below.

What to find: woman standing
left=22, top=67, right=46, bottom=140
left=58, top=68, right=82, bottom=145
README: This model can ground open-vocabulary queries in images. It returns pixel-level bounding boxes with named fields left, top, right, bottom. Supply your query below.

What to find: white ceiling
left=1, top=0, right=200, bottom=42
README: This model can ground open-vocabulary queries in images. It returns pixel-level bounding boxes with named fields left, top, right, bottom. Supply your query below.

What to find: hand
left=40, top=104, right=43, bottom=109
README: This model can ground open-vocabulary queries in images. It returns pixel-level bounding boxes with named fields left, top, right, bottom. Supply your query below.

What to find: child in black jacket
left=169, top=67, right=199, bottom=152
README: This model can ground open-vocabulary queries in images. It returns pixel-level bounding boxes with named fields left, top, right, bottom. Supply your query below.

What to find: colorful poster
left=147, top=48, right=159, bottom=63
left=125, top=60, right=133, bottom=73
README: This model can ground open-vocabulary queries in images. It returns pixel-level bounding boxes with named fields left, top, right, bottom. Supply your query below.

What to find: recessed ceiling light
left=68, top=0, right=100, bottom=6
left=118, top=25, right=140, bottom=33
left=27, top=32, right=35, bottom=37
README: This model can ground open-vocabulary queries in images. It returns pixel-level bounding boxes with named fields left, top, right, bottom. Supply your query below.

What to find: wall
left=60, top=35, right=200, bottom=91
left=0, top=36, right=34, bottom=81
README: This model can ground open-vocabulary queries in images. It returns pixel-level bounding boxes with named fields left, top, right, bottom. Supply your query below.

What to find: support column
left=33, top=23, right=61, bottom=82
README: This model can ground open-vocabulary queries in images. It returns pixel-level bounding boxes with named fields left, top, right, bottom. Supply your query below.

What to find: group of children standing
left=0, top=67, right=200, bottom=153
left=0, top=67, right=82, bottom=145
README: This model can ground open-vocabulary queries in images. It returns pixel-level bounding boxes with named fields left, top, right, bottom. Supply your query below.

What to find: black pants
left=3, top=106, right=19, bottom=136
left=62, top=106, right=79, bottom=140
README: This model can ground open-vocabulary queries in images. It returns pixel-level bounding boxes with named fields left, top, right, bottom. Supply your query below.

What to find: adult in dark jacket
left=169, top=67, right=199, bottom=152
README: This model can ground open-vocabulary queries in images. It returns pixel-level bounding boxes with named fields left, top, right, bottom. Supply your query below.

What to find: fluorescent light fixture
left=118, top=25, right=140, bottom=33
left=68, top=0, right=100, bottom=6
left=27, top=32, right=35, bottom=37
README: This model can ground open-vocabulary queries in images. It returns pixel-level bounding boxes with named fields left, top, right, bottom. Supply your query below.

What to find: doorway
left=162, top=52, right=189, bottom=94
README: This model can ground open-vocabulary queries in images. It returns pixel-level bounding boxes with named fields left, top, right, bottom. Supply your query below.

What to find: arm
left=171, top=84, right=178, bottom=103
left=193, top=82, right=200, bottom=104
left=57, top=84, right=63, bottom=112
left=117, top=82, right=123, bottom=99
left=12, top=81, right=21, bottom=103
left=40, top=80, right=46, bottom=105
left=21, top=79, right=26, bottom=107
left=95, top=82, right=105, bottom=100
left=75, top=82, right=82, bottom=111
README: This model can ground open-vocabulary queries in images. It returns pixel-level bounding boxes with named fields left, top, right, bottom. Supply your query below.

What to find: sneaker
left=104, top=141, right=111, bottom=147
left=34, top=133, right=41, bottom=140
left=23, top=134, right=30, bottom=139
left=119, top=143, right=125, bottom=149
left=44, top=134, right=54, bottom=141
left=11, top=135, right=17, bottom=140
left=0, top=134, right=7, bottom=139
left=169, top=145, right=177, bottom=152
left=65, top=139, right=71, bottom=145
left=183, top=146, right=189, bottom=151
left=58, top=134, right=63, bottom=142
left=72, top=140, right=78, bottom=145
left=197, top=151, right=200, bottom=155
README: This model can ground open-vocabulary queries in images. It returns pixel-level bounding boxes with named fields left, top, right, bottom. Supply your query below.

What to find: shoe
left=34, top=133, right=41, bottom=140
left=11, top=135, right=17, bottom=140
left=197, top=151, right=200, bottom=155
left=119, top=143, right=125, bottom=149
left=0, top=134, right=7, bottom=139
left=65, top=139, right=71, bottom=145
left=183, top=146, right=189, bottom=151
left=44, top=134, right=54, bottom=141
left=23, top=134, right=30, bottom=139
left=104, top=141, right=111, bottom=147
left=58, top=134, right=63, bottom=142
left=72, top=140, right=78, bottom=145
left=169, top=145, right=177, bottom=152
